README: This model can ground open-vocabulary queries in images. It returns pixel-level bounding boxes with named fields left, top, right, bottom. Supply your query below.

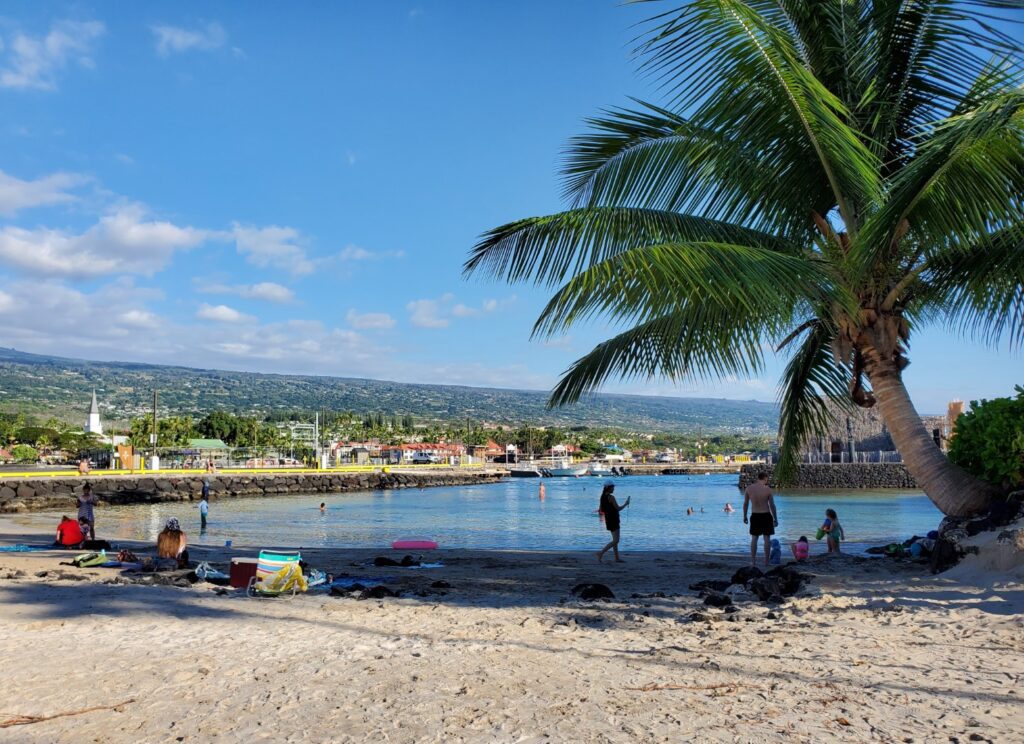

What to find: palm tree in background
left=466, top=0, right=1024, bottom=516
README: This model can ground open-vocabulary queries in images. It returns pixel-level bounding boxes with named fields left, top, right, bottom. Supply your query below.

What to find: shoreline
left=1, top=517, right=1021, bottom=742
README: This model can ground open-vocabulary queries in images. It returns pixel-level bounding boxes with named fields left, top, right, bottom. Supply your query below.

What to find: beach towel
left=0, top=544, right=50, bottom=552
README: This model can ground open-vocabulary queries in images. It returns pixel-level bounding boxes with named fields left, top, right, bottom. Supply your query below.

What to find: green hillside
left=0, top=347, right=778, bottom=433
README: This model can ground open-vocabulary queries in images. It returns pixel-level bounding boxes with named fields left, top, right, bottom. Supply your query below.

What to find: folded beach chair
left=247, top=550, right=307, bottom=597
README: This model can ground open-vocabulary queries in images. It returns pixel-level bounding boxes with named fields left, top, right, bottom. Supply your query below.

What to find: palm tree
left=466, top=0, right=1023, bottom=516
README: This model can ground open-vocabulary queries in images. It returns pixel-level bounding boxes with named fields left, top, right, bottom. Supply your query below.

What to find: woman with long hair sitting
left=157, top=518, right=189, bottom=568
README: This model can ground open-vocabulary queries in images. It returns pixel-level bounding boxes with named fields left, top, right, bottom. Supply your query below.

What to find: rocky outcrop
left=0, top=470, right=507, bottom=513
left=738, top=463, right=917, bottom=490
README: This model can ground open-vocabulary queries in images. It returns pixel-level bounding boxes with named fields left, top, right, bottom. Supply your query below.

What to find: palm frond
left=633, top=0, right=884, bottom=230
left=531, top=240, right=824, bottom=339
left=464, top=207, right=799, bottom=287
left=855, top=86, right=1024, bottom=285
left=774, top=319, right=853, bottom=483
left=912, top=224, right=1024, bottom=347
left=560, top=102, right=833, bottom=241
left=547, top=308, right=772, bottom=407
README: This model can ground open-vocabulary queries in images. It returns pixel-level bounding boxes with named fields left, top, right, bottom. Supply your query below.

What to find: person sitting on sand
left=822, top=509, right=844, bottom=554
left=596, top=483, right=630, bottom=563
left=157, top=518, right=189, bottom=568
left=54, top=515, right=85, bottom=548
left=791, top=535, right=810, bottom=562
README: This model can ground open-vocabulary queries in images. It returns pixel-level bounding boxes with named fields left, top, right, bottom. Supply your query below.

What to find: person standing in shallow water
left=743, top=472, right=778, bottom=567
left=596, top=483, right=630, bottom=563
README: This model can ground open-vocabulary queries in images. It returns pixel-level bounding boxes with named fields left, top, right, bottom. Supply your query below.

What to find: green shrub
left=11, top=444, right=39, bottom=464
left=948, top=386, right=1024, bottom=490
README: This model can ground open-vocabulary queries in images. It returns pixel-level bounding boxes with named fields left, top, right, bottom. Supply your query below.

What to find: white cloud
left=231, top=224, right=314, bottom=275
left=0, top=280, right=403, bottom=378
left=0, top=169, right=88, bottom=216
left=199, top=281, right=294, bottom=304
left=406, top=294, right=513, bottom=328
left=151, top=22, right=226, bottom=56
left=195, top=303, right=254, bottom=323
left=346, top=309, right=396, bottom=330
left=118, top=309, right=160, bottom=328
left=0, top=20, right=105, bottom=90
left=451, top=303, right=480, bottom=318
left=338, top=244, right=373, bottom=261
left=407, top=298, right=450, bottom=328
left=0, top=203, right=208, bottom=278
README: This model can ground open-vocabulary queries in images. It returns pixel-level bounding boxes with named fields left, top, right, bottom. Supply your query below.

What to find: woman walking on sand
left=596, top=483, right=630, bottom=563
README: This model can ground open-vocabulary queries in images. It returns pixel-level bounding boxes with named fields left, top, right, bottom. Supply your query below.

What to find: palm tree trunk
left=868, top=362, right=993, bottom=517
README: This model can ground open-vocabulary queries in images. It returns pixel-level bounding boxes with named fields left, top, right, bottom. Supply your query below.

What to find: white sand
left=0, top=518, right=1021, bottom=743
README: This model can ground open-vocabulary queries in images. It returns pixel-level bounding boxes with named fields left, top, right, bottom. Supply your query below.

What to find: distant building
left=801, top=397, right=963, bottom=459
left=85, top=390, right=103, bottom=435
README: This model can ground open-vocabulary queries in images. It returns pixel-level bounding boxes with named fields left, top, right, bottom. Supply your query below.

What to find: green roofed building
left=188, top=438, right=229, bottom=452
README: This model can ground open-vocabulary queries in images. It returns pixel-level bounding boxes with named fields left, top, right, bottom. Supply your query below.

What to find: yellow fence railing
left=0, top=462, right=491, bottom=480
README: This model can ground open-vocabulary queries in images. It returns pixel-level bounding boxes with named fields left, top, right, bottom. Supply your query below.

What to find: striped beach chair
left=246, top=550, right=307, bottom=597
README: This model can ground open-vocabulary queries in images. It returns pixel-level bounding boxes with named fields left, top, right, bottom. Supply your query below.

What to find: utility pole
left=151, top=390, right=158, bottom=454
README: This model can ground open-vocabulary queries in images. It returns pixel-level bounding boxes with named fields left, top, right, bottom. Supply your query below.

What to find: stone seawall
left=0, top=470, right=508, bottom=513
left=738, top=463, right=917, bottom=491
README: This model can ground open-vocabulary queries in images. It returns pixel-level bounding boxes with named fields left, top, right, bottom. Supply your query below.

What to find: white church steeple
left=85, top=390, right=103, bottom=435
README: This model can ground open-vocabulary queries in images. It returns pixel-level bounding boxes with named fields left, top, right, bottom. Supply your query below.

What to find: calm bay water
left=17, top=474, right=944, bottom=554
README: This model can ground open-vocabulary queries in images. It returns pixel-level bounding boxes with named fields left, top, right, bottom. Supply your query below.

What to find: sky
left=0, top=1, right=1019, bottom=414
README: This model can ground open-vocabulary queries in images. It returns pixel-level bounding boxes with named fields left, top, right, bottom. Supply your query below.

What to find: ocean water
left=17, top=474, right=944, bottom=554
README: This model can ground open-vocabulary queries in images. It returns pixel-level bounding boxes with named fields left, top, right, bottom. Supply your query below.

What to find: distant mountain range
left=0, top=347, right=778, bottom=433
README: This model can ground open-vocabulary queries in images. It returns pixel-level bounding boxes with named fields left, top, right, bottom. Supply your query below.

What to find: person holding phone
left=596, top=483, right=630, bottom=563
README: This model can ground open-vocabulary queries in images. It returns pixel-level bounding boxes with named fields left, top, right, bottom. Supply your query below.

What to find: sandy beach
left=0, top=518, right=1021, bottom=743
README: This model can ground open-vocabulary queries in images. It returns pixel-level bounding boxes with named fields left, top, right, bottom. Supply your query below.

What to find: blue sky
left=0, top=1, right=1018, bottom=414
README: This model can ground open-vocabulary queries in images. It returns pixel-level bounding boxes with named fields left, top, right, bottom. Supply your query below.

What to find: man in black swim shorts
left=743, top=472, right=778, bottom=567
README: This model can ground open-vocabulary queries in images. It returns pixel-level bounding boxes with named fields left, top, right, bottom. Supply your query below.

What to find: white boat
left=544, top=459, right=589, bottom=477
left=509, top=465, right=542, bottom=478
left=588, top=462, right=613, bottom=476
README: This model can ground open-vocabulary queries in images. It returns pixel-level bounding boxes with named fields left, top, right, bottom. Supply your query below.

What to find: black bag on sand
left=83, top=539, right=111, bottom=551
left=929, top=538, right=961, bottom=574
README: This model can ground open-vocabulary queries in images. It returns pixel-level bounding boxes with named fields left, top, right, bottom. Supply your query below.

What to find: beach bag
left=71, top=551, right=107, bottom=568
left=83, top=539, right=111, bottom=551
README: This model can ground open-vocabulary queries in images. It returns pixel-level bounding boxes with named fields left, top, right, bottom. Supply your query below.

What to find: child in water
left=821, top=509, right=844, bottom=554
left=791, top=535, right=810, bottom=562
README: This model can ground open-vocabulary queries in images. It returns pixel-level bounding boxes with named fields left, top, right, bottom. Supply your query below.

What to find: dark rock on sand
left=763, top=566, right=809, bottom=595
left=358, top=586, right=397, bottom=600
left=689, top=579, right=731, bottom=592
left=372, top=555, right=420, bottom=567
left=702, top=591, right=732, bottom=607
left=572, top=583, right=615, bottom=601
left=430, top=580, right=451, bottom=589
left=330, top=583, right=366, bottom=596
left=730, top=566, right=763, bottom=585
left=687, top=611, right=710, bottom=622
left=723, top=605, right=740, bottom=614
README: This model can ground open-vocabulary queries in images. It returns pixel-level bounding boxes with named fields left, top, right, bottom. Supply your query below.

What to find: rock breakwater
left=0, top=470, right=507, bottom=513
left=738, top=463, right=917, bottom=490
